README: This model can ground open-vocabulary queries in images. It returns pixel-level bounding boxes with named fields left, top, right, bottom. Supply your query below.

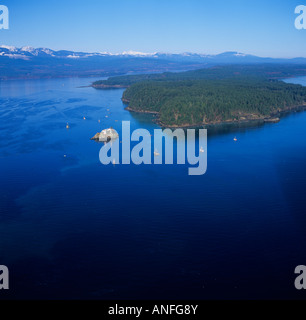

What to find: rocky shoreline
left=92, top=84, right=128, bottom=89
left=123, top=103, right=306, bottom=128
left=93, top=85, right=306, bottom=128
left=125, top=106, right=159, bottom=115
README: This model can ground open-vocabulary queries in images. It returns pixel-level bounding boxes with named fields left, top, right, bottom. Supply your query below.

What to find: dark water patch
left=1, top=76, right=306, bottom=299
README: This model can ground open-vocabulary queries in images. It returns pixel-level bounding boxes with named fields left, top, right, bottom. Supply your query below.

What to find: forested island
left=93, top=65, right=306, bottom=127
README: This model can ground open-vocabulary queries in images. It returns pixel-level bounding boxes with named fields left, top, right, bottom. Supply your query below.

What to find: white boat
left=234, top=137, right=238, bottom=141
left=200, top=146, right=204, bottom=153
left=154, top=150, right=160, bottom=156
left=66, top=123, right=70, bottom=129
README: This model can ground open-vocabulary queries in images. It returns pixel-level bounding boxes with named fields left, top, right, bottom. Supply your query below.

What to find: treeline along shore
left=92, top=65, right=306, bottom=127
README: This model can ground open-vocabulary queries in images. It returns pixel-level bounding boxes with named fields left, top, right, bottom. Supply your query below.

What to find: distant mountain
left=1, top=45, right=306, bottom=80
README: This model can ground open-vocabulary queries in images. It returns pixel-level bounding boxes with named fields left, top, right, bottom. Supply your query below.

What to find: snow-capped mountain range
left=2, top=44, right=306, bottom=63
left=0, top=45, right=280, bottom=60
left=1, top=45, right=306, bottom=80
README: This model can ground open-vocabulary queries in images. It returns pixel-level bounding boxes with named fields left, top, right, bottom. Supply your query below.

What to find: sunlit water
left=1, top=76, right=306, bottom=299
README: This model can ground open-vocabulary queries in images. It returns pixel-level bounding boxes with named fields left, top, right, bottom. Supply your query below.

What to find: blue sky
left=1, top=0, right=306, bottom=57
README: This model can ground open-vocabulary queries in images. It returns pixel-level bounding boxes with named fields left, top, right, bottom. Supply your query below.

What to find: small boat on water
left=200, top=147, right=204, bottom=153
left=233, top=137, right=238, bottom=142
left=66, top=123, right=70, bottom=129
left=83, top=116, right=86, bottom=120
left=154, top=150, right=160, bottom=157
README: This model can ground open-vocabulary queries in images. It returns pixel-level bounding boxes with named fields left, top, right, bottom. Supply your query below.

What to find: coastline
left=124, top=106, right=159, bottom=115
left=92, top=84, right=128, bottom=89
left=92, top=76, right=306, bottom=129
left=124, top=102, right=306, bottom=129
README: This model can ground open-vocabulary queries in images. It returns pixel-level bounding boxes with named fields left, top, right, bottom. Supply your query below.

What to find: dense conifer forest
left=93, top=65, right=306, bottom=126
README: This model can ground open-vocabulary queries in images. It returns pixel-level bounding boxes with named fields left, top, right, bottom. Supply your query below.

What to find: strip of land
left=93, top=65, right=306, bottom=127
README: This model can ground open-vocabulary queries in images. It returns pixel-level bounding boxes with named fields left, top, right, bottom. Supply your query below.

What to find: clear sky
left=1, top=0, right=306, bottom=57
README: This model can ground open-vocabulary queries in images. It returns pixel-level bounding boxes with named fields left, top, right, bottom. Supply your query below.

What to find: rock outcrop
left=91, top=128, right=119, bottom=142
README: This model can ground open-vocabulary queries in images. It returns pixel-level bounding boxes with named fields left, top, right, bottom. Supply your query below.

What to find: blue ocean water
left=1, top=76, right=306, bottom=299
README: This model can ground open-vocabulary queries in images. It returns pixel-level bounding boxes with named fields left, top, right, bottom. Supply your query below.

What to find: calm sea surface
left=1, top=76, right=306, bottom=299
